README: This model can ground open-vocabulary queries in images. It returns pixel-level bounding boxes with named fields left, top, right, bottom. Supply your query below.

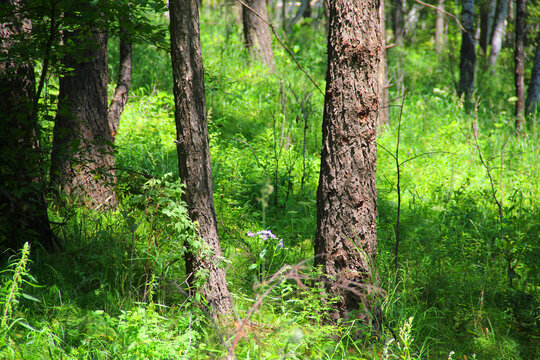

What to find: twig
left=235, top=0, right=324, bottom=95
left=413, top=0, right=466, bottom=33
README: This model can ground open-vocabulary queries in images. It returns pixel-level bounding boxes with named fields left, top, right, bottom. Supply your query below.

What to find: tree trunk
left=525, top=34, right=540, bottom=122
left=169, top=0, right=233, bottom=318
left=315, top=0, right=381, bottom=322
left=242, top=0, right=275, bottom=71
left=435, top=0, right=446, bottom=54
left=479, top=0, right=496, bottom=54
left=459, top=0, right=476, bottom=108
left=392, top=0, right=405, bottom=46
left=488, top=0, right=507, bottom=69
left=514, top=0, right=526, bottom=132
left=108, top=27, right=132, bottom=139
left=379, top=0, right=390, bottom=127
left=0, top=0, right=54, bottom=253
left=403, top=4, right=421, bottom=42
left=50, top=24, right=116, bottom=209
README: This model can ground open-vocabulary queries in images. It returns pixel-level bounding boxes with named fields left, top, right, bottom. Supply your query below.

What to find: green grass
left=1, top=4, right=539, bottom=359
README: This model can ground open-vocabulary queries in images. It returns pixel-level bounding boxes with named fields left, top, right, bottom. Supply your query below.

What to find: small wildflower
left=246, top=231, right=255, bottom=237
left=277, top=239, right=284, bottom=248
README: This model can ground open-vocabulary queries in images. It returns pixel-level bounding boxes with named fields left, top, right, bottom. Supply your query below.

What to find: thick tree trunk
left=525, top=35, right=540, bottom=122
left=315, top=0, right=381, bottom=322
left=50, top=26, right=116, bottom=209
left=108, top=29, right=132, bottom=139
left=479, top=0, right=496, bottom=54
left=514, top=0, right=526, bottom=132
left=242, top=0, right=275, bottom=71
left=459, top=0, right=476, bottom=108
left=169, top=0, right=233, bottom=317
left=435, top=0, right=446, bottom=54
left=488, top=0, right=507, bottom=69
left=0, top=0, right=54, bottom=252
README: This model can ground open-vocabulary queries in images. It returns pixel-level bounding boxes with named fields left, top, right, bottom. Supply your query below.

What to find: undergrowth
left=1, top=3, right=538, bottom=359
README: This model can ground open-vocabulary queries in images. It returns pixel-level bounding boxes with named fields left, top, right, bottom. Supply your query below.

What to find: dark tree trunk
left=50, top=25, right=116, bottom=209
left=479, top=0, right=496, bottom=54
left=488, top=0, right=507, bottom=69
left=435, top=0, right=446, bottom=54
left=525, top=34, right=540, bottom=122
left=169, top=0, right=233, bottom=318
left=242, top=0, right=275, bottom=71
left=514, top=0, right=526, bottom=132
left=459, top=0, right=476, bottom=108
left=0, top=0, right=54, bottom=253
left=108, top=27, right=132, bottom=139
left=315, top=0, right=381, bottom=322
left=392, top=0, right=405, bottom=46
left=379, top=0, right=390, bottom=127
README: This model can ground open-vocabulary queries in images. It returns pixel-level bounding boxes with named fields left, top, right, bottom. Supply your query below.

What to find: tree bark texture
left=435, top=0, right=446, bottom=54
left=50, top=26, right=116, bottom=208
left=0, top=0, right=54, bottom=253
left=479, top=0, right=496, bottom=54
left=242, top=0, right=275, bottom=71
left=525, top=34, right=540, bottom=121
left=169, top=0, right=233, bottom=317
left=488, top=0, right=507, bottom=68
left=514, top=0, right=526, bottom=131
left=459, top=0, right=476, bottom=106
left=315, top=0, right=381, bottom=322
left=107, top=28, right=132, bottom=139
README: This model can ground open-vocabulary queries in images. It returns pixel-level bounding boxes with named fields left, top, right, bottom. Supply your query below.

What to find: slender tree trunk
left=0, top=0, right=54, bottom=253
left=242, top=0, right=275, bottom=71
left=403, top=4, right=420, bottom=42
left=392, top=0, right=405, bottom=46
left=435, top=0, right=446, bottom=54
left=169, top=0, right=233, bottom=318
left=315, top=0, right=381, bottom=322
left=525, top=34, right=540, bottom=122
left=459, top=0, right=476, bottom=108
left=479, top=0, right=496, bottom=54
left=514, top=0, right=526, bottom=132
left=108, top=28, right=132, bottom=139
left=379, top=0, right=390, bottom=127
left=50, top=25, right=116, bottom=208
left=488, top=0, right=507, bottom=69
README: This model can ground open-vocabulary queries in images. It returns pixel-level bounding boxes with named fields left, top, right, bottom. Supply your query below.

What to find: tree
left=514, top=0, right=526, bottom=132
left=488, top=0, right=507, bottom=69
left=379, top=0, right=390, bottom=127
left=459, top=0, right=476, bottom=108
left=392, top=0, right=405, bottom=46
left=0, top=0, right=54, bottom=253
left=435, top=0, right=446, bottom=54
left=169, top=0, right=233, bottom=317
left=479, top=0, right=496, bottom=54
left=242, top=0, right=275, bottom=71
left=315, top=0, right=381, bottom=322
left=50, top=3, right=116, bottom=208
left=525, top=34, right=540, bottom=122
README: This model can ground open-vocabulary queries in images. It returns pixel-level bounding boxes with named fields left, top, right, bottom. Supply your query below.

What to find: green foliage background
left=1, top=2, right=539, bottom=359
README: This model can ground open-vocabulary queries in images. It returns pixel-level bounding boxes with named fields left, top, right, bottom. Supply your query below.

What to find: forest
left=0, top=0, right=539, bottom=359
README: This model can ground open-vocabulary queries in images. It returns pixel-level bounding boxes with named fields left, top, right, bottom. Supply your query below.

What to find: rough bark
left=479, top=0, right=496, bottom=54
left=0, top=0, right=54, bottom=253
left=50, top=24, right=116, bottom=208
left=169, top=0, right=233, bottom=317
left=488, top=0, right=507, bottom=69
left=315, top=0, right=381, bottom=322
left=108, top=30, right=132, bottom=139
left=242, top=0, right=275, bottom=71
left=435, top=0, right=446, bottom=54
left=525, top=35, right=540, bottom=121
left=514, top=0, right=526, bottom=132
left=459, top=0, right=476, bottom=107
